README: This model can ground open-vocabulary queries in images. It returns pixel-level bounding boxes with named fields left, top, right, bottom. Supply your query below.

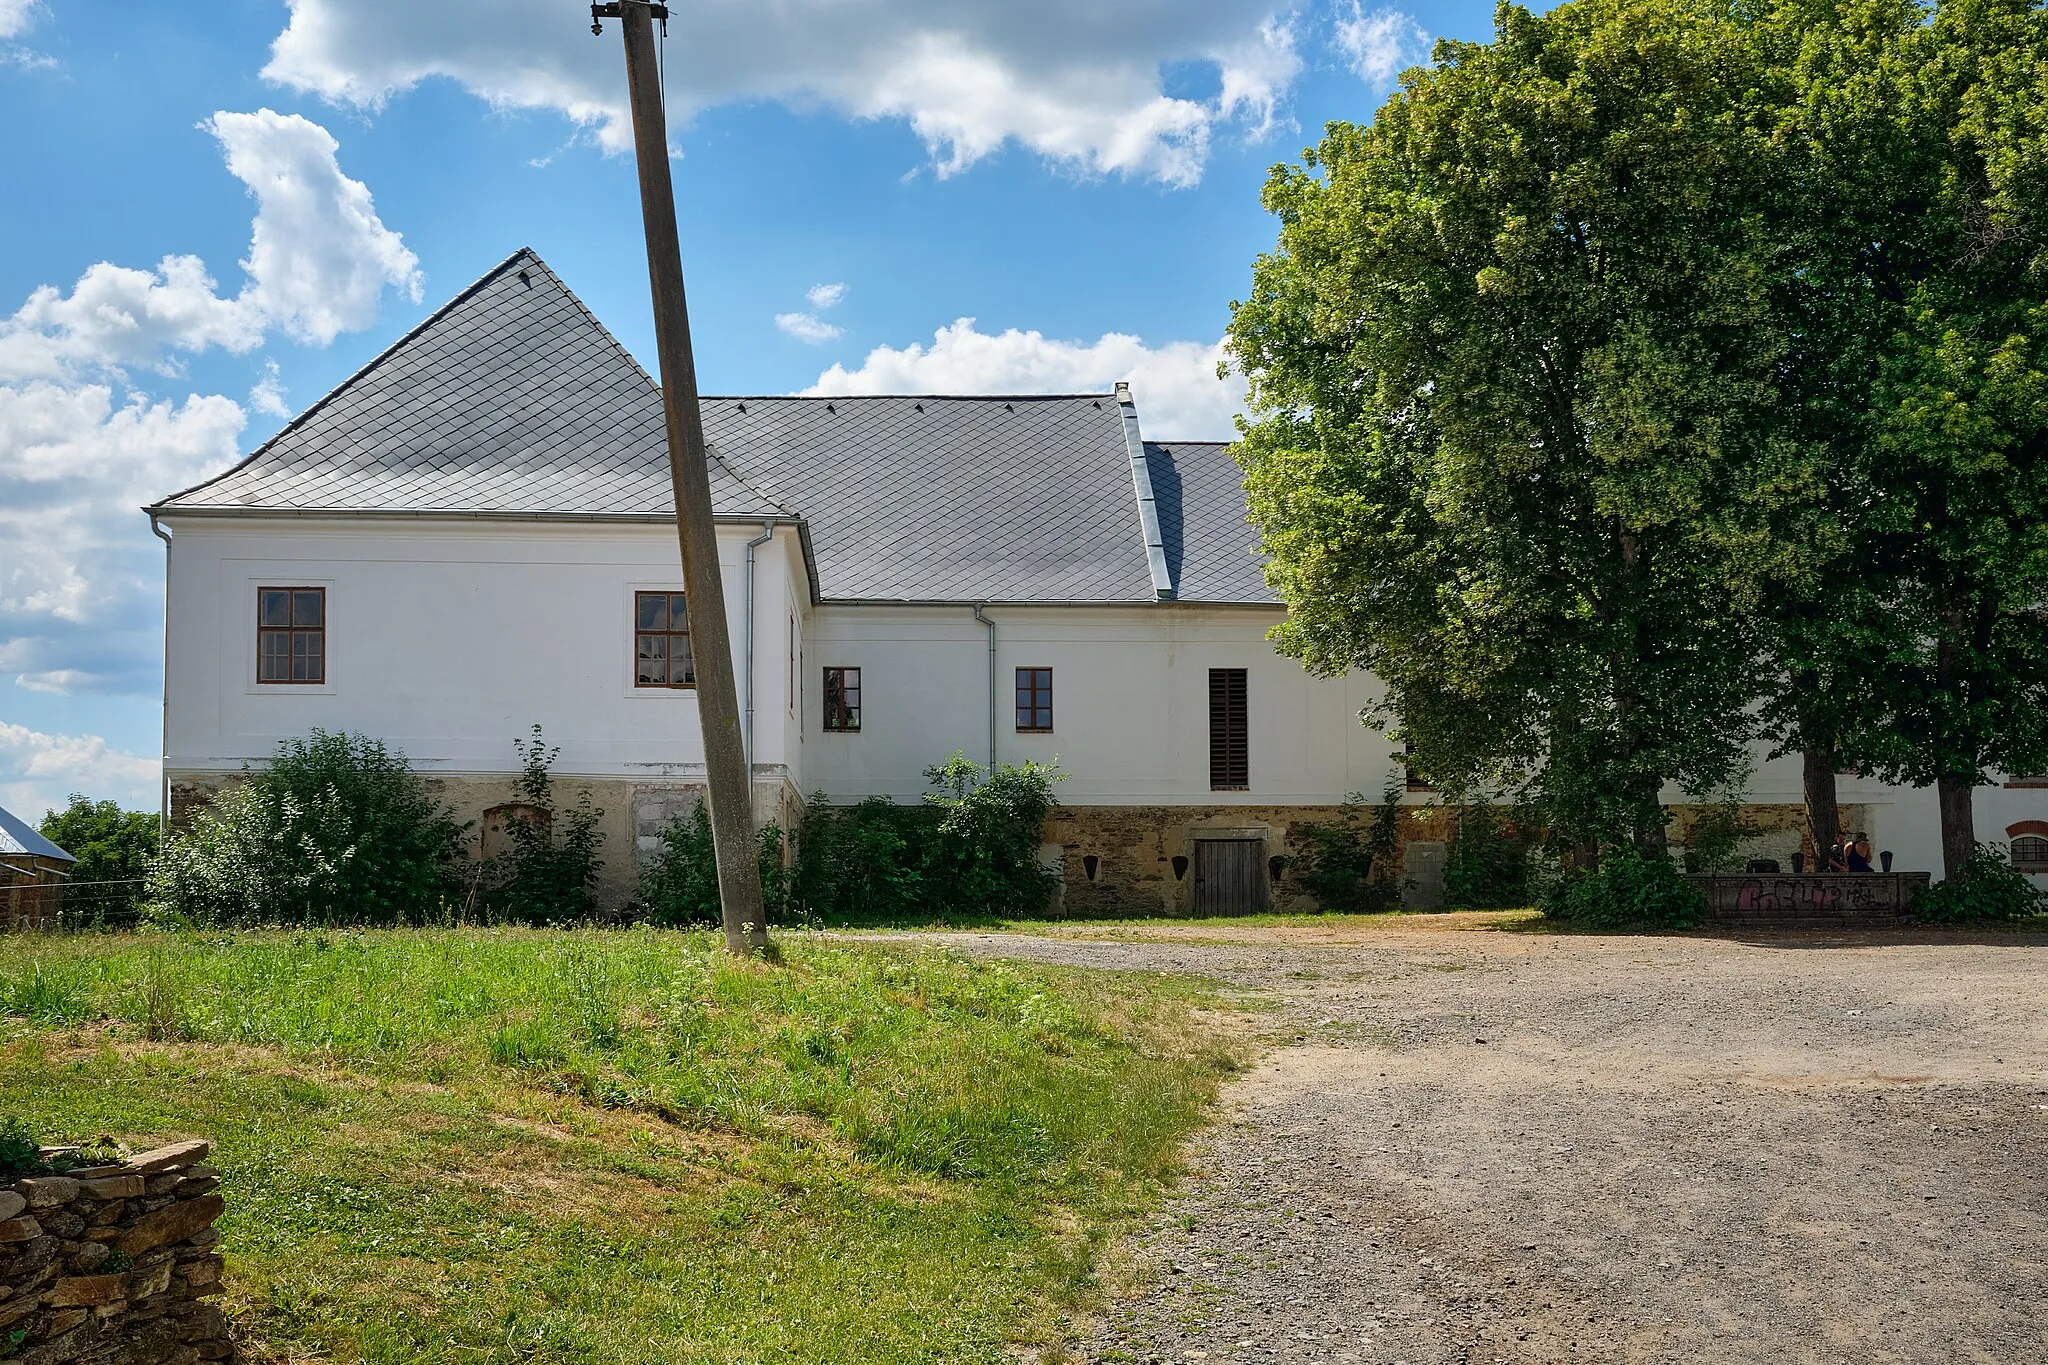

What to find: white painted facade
left=158, top=514, right=2047, bottom=889
left=157, top=515, right=1405, bottom=807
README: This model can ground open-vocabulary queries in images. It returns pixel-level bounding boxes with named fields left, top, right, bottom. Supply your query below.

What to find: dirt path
left=918, top=920, right=2048, bottom=1364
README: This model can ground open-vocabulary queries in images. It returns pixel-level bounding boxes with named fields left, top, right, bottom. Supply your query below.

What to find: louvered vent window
left=1209, top=668, right=1248, bottom=790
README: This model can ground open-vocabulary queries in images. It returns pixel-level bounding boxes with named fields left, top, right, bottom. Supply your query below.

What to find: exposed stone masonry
left=0, top=1140, right=230, bottom=1365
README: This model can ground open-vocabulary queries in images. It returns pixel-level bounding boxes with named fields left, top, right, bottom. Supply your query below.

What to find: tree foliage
left=1229, top=0, right=2048, bottom=868
left=38, top=795, right=158, bottom=921
left=1228, top=0, right=1801, bottom=854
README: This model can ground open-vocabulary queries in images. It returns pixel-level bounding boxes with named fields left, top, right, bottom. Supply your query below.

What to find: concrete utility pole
left=593, top=0, right=768, bottom=955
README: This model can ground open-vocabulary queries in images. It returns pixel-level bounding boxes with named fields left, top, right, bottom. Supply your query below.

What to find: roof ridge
left=149, top=247, right=546, bottom=512
left=728, top=392, right=1121, bottom=403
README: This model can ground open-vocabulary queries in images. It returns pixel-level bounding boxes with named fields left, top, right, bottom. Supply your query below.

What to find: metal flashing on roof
left=1116, top=387, right=1175, bottom=601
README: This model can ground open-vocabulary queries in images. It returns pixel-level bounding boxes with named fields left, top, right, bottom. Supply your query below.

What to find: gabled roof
left=152, top=249, right=787, bottom=521
left=0, top=804, right=74, bottom=863
left=151, top=248, right=1272, bottom=605
left=702, top=394, right=1155, bottom=602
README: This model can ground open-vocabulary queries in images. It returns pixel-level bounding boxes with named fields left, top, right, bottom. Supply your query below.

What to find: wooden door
left=1194, top=839, right=1267, bottom=917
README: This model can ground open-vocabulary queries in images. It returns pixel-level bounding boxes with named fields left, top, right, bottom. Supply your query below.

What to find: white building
left=148, top=250, right=2046, bottom=909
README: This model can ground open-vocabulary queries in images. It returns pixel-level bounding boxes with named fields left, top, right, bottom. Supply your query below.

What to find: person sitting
left=1828, top=839, right=1849, bottom=872
left=1846, top=834, right=1874, bottom=873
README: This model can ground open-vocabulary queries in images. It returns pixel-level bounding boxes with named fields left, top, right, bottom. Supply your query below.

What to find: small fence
left=0, top=877, right=150, bottom=932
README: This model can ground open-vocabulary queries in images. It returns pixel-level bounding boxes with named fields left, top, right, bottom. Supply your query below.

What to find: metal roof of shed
left=0, top=804, right=74, bottom=862
left=151, top=248, right=1275, bottom=605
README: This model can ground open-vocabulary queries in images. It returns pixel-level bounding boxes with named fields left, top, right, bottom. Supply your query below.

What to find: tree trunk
left=1936, top=774, right=1977, bottom=879
left=1802, top=746, right=1840, bottom=870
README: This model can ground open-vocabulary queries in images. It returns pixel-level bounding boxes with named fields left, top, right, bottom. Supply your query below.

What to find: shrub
left=787, top=755, right=1062, bottom=923
left=636, top=799, right=792, bottom=927
left=790, top=796, right=930, bottom=921
left=148, top=731, right=463, bottom=925
left=38, top=795, right=158, bottom=923
left=917, top=753, right=1062, bottom=919
left=1289, top=785, right=1405, bottom=913
left=1441, top=804, right=1532, bottom=908
left=1540, top=849, right=1706, bottom=932
left=485, top=726, right=606, bottom=925
left=1913, top=845, right=2042, bottom=923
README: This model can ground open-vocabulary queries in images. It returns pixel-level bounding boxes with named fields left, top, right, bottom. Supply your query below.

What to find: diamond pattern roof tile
left=153, top=250, right=1263, bottom=605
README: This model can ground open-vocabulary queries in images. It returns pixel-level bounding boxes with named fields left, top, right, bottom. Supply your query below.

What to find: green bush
left=147, top=731, right=464, bottom=925
left=38, top=795, right=158, bottom=923
left=636, top=799, right=792, bottom=928
left=917, top=753, right=1061, bottom=919
left=1912, top=845, right=2042, bottom=923
left=484, top=726, right=606, bottom=925
left=1289, top=785, right=1404, bottom=913
left=786, top=754, right=1062, bottom=923
left=1540, top=849, right=1706, bottom=932
left=791, top=796, right=931, bottom=921
left=1441, top=805, right=1532, bottom=908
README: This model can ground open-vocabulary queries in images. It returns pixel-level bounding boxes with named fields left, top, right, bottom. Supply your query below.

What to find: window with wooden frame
left=1209, top=668, right=1248, bottom=790
left=257, top=587, right=325, bottom=684
left=2013, top=835, right=2048, bottom=872
left=1404, top=740, right=1436, bottom=792
left=635, top=591, right=694, bottom=688
left=823, top=666, right=861, bottom=732
left=1016, top=667, right=1053, bottom=732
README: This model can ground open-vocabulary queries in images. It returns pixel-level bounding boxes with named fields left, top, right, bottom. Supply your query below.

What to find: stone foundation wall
left=0, top=1140, right=229, bottom=1365
left=1042, top=804, right=1455, bottom=917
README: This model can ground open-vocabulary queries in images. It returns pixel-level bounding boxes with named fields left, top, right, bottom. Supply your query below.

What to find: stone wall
left=0, top=1140, right=230, bottom=1365
left=1042, top=804, right=1456, bottom=916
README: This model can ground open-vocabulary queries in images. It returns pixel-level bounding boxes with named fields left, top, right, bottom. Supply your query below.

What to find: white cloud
left=1334, top=4, right=1428, bottom=87
left=0, top=109, right=420, bottom=382
left=0, top=721, right=158, bottom=822
left=803, top=318, right=1244, bottom=441
left=263, top=0, right=1307, bottom=186
left=775, top=312, right=844, bottom=344
left=249, top=360, right=289, bottom=417
left=0, top=110, right=412, bottom=709
left=205, top=109, right=423, bottom=345
left=776, top=282, right=849, bottom=344
left=0, top=0, right=40, bottom=40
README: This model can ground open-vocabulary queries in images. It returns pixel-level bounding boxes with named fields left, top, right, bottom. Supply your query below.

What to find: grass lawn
left=0, top=929, right=1244, bottom=1364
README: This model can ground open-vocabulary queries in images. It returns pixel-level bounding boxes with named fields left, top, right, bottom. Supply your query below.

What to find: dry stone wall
left=0, top=1140, right=229, bottom=1365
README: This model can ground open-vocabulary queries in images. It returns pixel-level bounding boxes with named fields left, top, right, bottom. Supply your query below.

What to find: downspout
left=149, top=514, right=172, bottom=841
left=742, top=522, right=775, bottom=772
left=971, top=604, right=996, bottom=770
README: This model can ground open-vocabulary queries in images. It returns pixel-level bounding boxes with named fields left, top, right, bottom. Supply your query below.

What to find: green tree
left=1842, top=0, right=2048, bottom=874
left=37, top=795, right=159, bottom=921
left=1228, top=0, right=1800, bottom=857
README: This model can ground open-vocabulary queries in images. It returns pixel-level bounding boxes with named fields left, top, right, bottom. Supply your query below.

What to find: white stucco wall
left=159, top=516, right=808, bottom=783
left=158, top=516, right=2046, bottom=882
left=798, top=603, right=1404, bottom=804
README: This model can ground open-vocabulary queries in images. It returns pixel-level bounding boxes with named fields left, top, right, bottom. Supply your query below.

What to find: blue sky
left=0, top=0, right=1493, bottom=819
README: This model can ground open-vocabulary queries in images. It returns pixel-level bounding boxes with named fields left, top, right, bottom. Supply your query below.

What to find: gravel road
left=918, top=919, right=2048, bottom=1365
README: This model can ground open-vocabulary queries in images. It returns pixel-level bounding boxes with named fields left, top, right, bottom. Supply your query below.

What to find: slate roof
left=0, top=804, right=74, bottom=863
left=151, top=250, right=787, bottom=521
left=152, top=248, right=1271, bottom=605
left=1146, top=442, right=1277, bottom=604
